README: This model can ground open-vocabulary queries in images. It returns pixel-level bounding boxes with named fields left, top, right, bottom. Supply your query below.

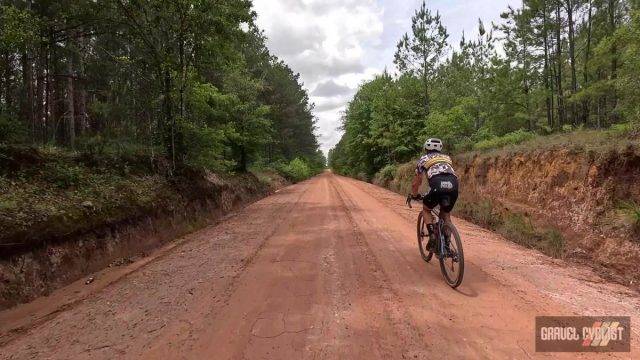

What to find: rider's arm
left=411, top=173, right=422, bottom=197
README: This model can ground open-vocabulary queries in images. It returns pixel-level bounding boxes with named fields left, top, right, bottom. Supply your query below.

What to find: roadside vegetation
left=0, top=1, right=325, bottom=177
left=329, top=0, right=640, bottom=180
left=456, top=197, right=565, bottom=258
left=0, top=1, right=325, bottom=253
left=328, top=0, right=640, bottom=265
left=0, top=143, right=291, bottom=250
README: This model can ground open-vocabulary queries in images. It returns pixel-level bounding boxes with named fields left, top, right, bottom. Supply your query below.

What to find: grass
left=458, top=126, right=640, bottom=163
left=619, top=201, right=640, bottom=235
left=372, top=164, right=398, bottom=188
left=0, top=145, right=273, bottom=249
left=456, top=196, right=566, bottom=258
left=472, top=130, right=537, bottom=151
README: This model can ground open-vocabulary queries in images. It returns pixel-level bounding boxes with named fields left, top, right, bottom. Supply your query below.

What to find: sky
left=252, top=0, right=515, bottom=155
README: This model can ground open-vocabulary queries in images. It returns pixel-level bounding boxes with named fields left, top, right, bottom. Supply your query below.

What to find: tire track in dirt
left=1, top=172, right=638, bottom=359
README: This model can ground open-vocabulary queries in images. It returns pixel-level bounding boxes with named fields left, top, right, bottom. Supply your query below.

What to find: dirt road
left=1, top=172, right=638, bottom=359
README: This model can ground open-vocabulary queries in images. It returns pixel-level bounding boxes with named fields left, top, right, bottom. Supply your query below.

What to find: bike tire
left=439, top=223, right=464, bottom=288
left=417, top=212, right=433, bottom=263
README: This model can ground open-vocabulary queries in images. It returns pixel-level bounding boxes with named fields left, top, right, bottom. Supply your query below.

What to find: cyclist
left=410, top=138, right=459, bottom=252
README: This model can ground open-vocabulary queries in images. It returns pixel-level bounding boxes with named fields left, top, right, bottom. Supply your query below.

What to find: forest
left=0, top=0, right=325, bottom=176
left=329, top=0, right=640, bottom=179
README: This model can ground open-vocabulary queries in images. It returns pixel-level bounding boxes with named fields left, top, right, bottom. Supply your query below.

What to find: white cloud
left=312, top=80, right=352, bottom=97
left=252, top=0, right=515, bottom=155
left=252, top=0, right=384, bottom=154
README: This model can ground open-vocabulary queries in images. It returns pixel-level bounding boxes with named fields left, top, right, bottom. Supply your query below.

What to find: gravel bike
left=406, top=194, right=464, bottom=288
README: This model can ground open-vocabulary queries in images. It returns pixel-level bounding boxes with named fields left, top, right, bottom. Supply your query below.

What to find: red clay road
left=1, top=172, right=638, bottom=359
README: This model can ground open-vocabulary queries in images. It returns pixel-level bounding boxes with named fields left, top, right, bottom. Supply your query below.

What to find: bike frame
left=430, top=208, right=449, bottom=259
left=407, top=196, right=453, bottom=260
left=407, top=193, right=464, bottom=288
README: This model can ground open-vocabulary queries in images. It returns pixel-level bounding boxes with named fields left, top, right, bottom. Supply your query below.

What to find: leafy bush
left=473, top=130, right=536, bottom=151
left=279, top=158, right=312, bottom=182
left=178, top=121, right=232, bottom=171
left=561, top=124, right=574, bottom=132
left=43, top=162, right=84, bottom=189
left=620, top=201, right=640, bottom=234
left=373, top=164, right=397, bottom=187
left=0, top=115, right=27, bottom=143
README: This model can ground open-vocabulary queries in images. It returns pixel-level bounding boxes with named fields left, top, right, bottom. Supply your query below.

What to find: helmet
left=423, top=138, right=443, bottom=152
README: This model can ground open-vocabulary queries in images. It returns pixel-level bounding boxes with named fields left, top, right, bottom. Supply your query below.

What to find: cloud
left=253, top=0, right=516, bottom=155
left=313, top=96, right=350, bottom=112
left=252, top=0, right=384, bottom=154
left=312, top=80, right=352, bottom=97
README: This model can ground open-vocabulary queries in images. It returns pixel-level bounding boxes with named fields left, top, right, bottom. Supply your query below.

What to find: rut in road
left=1, top=172, right=638, bottom=359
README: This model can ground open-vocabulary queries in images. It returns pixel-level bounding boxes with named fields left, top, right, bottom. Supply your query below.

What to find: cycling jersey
left=416, top=151, right=457, bottom=179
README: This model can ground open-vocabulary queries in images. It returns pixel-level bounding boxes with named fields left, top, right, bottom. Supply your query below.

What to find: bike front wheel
left=439, top=223, right=464, bottom=288
left=417, top=212, right=433, bottom=263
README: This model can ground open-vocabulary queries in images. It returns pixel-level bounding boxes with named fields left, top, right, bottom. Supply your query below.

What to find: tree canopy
left=330, top=0, right=640, bottom=179
left=0, top=0, right=324, bottom=173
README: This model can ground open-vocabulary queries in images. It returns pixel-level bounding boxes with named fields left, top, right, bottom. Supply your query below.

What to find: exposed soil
left=0, top=172, right=638, bottom=359
left=0, top=169, right=279, bottom=309
left=455, top=146, right=640, bottom=285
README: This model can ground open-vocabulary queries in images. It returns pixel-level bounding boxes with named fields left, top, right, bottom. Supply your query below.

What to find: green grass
left=372, top=164, right=398, bottom=188
left=458, top=126, right=640, bottom=162
left=456, top=197, right=566, bottom=258
left=472, top=130, right=537, bottom=151
left=0, top=145, right=273, bottom=248
left=620, top=201, right=640, bottom=235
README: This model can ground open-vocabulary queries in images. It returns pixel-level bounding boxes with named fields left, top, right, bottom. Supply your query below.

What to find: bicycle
left=406, top=194, right=464, bottom=288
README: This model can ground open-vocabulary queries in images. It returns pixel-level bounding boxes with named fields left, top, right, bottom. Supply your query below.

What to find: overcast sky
left=252, top=0, right=514, bottom=155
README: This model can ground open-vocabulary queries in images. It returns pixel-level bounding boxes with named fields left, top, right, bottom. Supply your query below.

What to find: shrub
left=457, top=199, right=501, bottom=229
left=0, top=115, right=27, bottom=143
left=279, top=158, right=311, bottom=182
left=498, top=213, right=538, bottom=248
left=43, top=162, right=84, bottom=189
left=456, top=197, right=565, bottom=258
left=620, top=201, right=640, bottom=234
left=373, top=164, right=397, bottom=187
left=177, top=121, right=232, bottom=171
left=542, top=229, right=565, bottom=258
left=473, top=130, right=537, bottom=151
left=561, top=124, right=574, bottom=132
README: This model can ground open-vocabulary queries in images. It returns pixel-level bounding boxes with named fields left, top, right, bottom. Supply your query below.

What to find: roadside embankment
left=373, top=130, right=640, bottom=287
left=0, top=145, right=287, bottom=309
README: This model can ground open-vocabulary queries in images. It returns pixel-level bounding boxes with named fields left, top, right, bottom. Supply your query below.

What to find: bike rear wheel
left=417, top=212, right=433, bottom=263
left=438, top=223, right=464, bottom=288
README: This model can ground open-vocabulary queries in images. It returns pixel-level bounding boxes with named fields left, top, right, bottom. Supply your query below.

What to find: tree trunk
left=521, top=9, right=532, bottom=131
left=163, top=68, right=175, bottom=169
left=76, top=37, right=89, bottom=135
left=542, top=0, right=554, bottom=128
left=609, top=0, right=618, bottom=80
left=21, top=52, right=35, bottom=140
left=4, top=52, right=12, bottom=111
left=65, top=53, right=76, bottom=148
left=35, top=47, right=45, bottom=143
left=566, top=0, right=578, bottom=125
left=555, top=2, right=566, bottom=128
left=422, top=72, right=430, bottom=116
left=582, top=0, right=593, bottom=125
left=608, top=0, right=618, bottom=121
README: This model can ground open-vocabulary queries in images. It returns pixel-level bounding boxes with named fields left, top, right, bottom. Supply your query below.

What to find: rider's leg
left=423, top=204, right=438, bottom=251
left=440, top=211, right=452, bottom=226
left=423, top=204, right=434, bottom=225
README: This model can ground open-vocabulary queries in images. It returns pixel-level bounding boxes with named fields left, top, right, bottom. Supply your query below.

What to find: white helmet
left=423, top=138, right=443, bottom=152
